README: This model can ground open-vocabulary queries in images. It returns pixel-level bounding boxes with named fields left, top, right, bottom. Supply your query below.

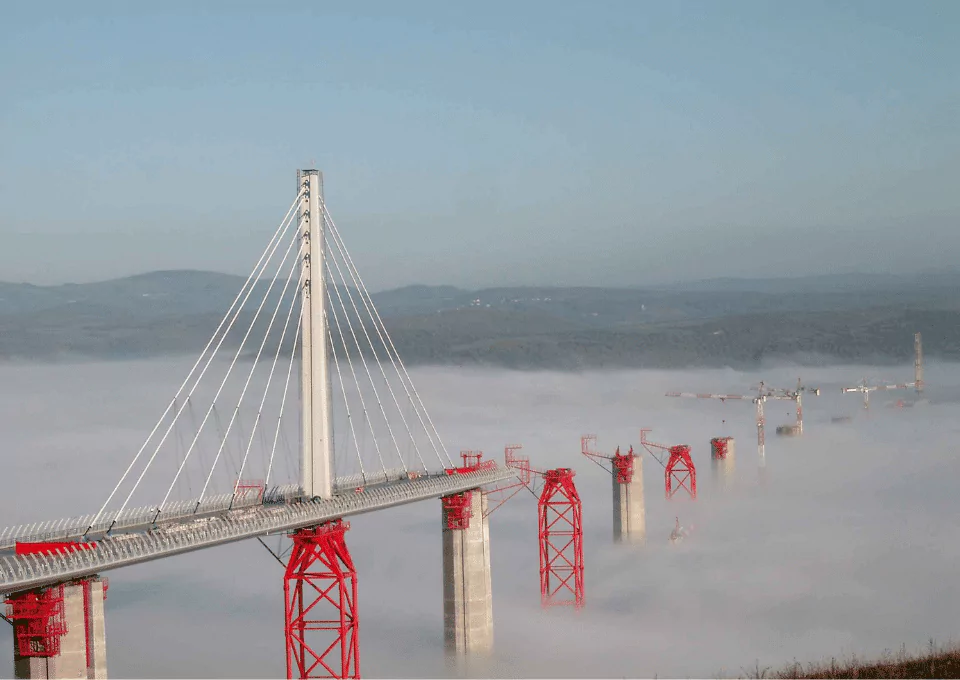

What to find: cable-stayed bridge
left=0, top=170, right=516, bottom=679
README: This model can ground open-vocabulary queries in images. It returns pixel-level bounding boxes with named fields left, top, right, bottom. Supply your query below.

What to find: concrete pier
left=775, top=424, right=801, bottom=436
left=13, top=578, right=107, bottom=679
left=442, top=490, right=493, bottom=659
left=612, top=453, right=645, bottom=544
left=711, top=437, right=735, bottom=488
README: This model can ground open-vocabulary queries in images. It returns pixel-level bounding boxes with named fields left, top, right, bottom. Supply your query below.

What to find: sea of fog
left=2, top=358, right=960, bottom=678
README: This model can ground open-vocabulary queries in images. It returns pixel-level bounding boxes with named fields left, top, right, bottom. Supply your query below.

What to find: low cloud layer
left=2, top=359, right=960, bottom=677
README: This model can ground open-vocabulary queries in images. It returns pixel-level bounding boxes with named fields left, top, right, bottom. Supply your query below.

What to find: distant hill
left=663, top=267, right=960, bottom=294
left=0, top=269, right=957, bottom=368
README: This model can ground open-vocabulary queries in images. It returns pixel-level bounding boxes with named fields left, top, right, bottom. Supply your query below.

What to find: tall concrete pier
left=13, top=578, right=107, bottom=680
left=612, top=451, right=645, bottom=544
left=711, top=436, right=735, bottom=488
left=441, top=489, right=493, bottom=658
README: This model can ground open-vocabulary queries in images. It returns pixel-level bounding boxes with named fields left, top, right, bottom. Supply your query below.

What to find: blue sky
left=2, top=1, right=958, bottom=289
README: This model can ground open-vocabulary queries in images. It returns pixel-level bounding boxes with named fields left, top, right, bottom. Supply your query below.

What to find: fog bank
left=2, top=358, right=959, bottom=677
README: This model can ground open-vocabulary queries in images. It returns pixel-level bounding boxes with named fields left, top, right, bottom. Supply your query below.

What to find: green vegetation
left=1, top=269, right=958, bottom=368
left=736, top=640, right=960, bottom=678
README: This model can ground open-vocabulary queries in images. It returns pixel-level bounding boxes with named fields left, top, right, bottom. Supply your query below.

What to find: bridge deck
left=0, top=468, right=420, bottom=548
left=0, top=466, right=514, bottom=595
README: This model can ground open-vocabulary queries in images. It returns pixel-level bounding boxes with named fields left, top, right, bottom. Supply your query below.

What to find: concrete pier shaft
left=711, top=436, right=736, bottom=488
left=612, top=453, right=645, bottom=544
left=13, top=578, right=107, bottom=680
left=442, top=490, right=493, bottom=658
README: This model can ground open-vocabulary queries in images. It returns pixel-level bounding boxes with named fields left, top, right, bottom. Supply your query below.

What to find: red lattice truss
left=284, top=520, right=359, bottom=679
left=665, top=445, right=697, bottom=500
left=538, top=468, right=584, bottom=609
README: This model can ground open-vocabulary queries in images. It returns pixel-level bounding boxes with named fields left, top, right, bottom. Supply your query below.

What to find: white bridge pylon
left=0, top=170, right=518, bottom=654
left=299, top=169, right=335, bottom=499
left=76, top=169, right=459, bottom=540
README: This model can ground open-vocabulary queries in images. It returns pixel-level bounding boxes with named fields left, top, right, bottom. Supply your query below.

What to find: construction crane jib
left=841, top=332, right=924, bottom=409
left=770, top=378, right=821, bottom=435
left=841, top=378, right=915, bottom=409
left=665, top=380, right=817, bottom=467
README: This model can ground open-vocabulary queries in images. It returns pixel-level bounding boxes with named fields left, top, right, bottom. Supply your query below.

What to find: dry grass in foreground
left=737, top=639, right=960, bottom=678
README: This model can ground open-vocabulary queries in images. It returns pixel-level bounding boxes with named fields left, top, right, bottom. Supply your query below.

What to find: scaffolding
left=5, top=585, right=67, bottom=658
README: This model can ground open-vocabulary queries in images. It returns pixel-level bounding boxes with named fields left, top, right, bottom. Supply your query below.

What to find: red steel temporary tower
left=489, top=447, right=585, bottom=609
left=537, top=468, right=584, bottom=609
left=664, top=445, right=696, bottom=500
left=284, top=520, right=359, bottom=679
left=639, top=429, right=696, bottom=500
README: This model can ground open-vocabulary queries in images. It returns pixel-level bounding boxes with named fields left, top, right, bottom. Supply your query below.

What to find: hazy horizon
left=3, top=263, right=960, bottom=292
left=2, top=358, right=959, bottom=677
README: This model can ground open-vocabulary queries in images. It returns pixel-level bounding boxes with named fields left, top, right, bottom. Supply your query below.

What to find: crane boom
left=842, top=333, right=924, bottom=408
left=876, top=382, right=915, bottom=391
left=666, top=380, right=804, bottom=466
left=841, top=377, right=914, bottom=409
left=666, top=392, right=752, bottom=400
left=767, top=378, right=820, bottom=435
